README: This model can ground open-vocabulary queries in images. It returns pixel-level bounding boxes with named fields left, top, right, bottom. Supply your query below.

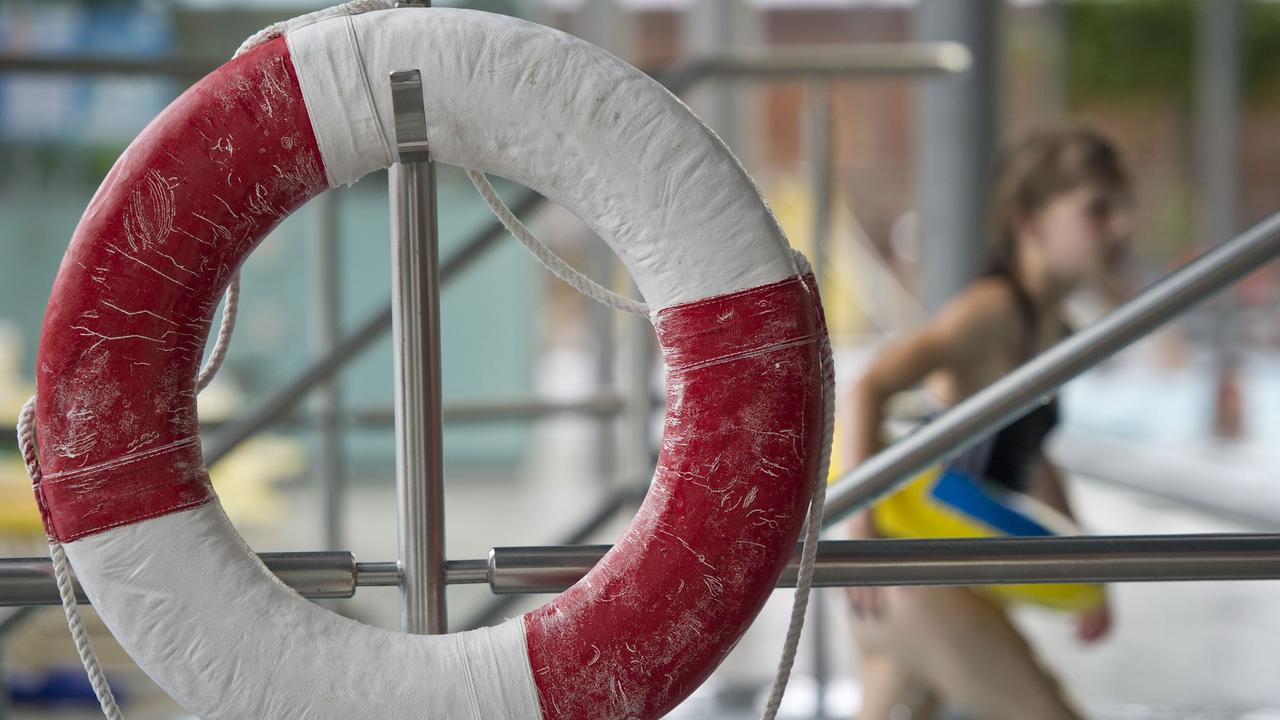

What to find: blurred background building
left=0, top=1, right=1278, bottom=718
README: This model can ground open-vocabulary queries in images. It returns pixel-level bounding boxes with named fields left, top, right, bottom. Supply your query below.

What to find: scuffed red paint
left=34, top=37, right=327, bottom=542
left=525, top=275, right=825, bottom=720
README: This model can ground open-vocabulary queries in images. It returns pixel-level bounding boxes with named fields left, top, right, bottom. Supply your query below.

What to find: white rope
left=760, top=250, right=833, bottom=720
left=17, top=398, right=124, bottom=720
left=196, top=273, right=239, bottom=393
left=466, top=170, right=649, bottom=316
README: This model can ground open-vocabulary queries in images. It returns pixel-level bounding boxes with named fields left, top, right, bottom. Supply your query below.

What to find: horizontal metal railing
left=5, top=534, right=1279, bottom=606
left=0, top=43, right=969, bottom=81
left=484, top=535, right=1280, bottom=592
left=0, top=54, right=214, bottom=78
left=190, top=394, right=631, bottom=433
left=0, top=552, right=395, bottom=606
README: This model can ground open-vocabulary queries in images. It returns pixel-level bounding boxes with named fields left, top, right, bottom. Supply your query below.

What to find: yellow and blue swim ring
left=869, top=463, right=1104, bottom=612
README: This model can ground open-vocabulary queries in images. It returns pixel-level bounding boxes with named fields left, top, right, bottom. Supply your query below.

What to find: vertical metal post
left=389, top=65, right=446, bottom=635
left=591, top=249, right=618, bottom=488
left=1039, top=0, right=1067, bottom=119
left=916, top=0, right=1000, bottom=312
left=1196, top=1, right=1243, bottom=437
left=685, top=0, right=761, bottom=160
left=808, top=588, right=831, bottom=718
left=805, top=81, right=834, bottom=719
left=584, top=0, right=631, bottom=493
left=807, top=81, right=834, bottom=285
left=622, top=282, right=652, bottom=490
left=312, top=191, right=345, bottom=551
left=0, top=608, right=33, bottom=720
left=1197, top=0, right=1241, bottom=246
left=584, top=0, right=626, bottom=61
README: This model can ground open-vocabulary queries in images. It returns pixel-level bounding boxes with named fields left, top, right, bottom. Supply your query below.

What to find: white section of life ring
left=65, top=504, right=541, bottom=719
left=287, top=8, right=798, bottom=310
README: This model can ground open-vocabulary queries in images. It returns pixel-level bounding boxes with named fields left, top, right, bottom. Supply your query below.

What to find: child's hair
left=988, top=127, right=1131, bottom=273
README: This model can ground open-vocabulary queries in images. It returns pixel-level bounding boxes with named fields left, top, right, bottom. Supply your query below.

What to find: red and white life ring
left=33, top=7, right=825, bottom=719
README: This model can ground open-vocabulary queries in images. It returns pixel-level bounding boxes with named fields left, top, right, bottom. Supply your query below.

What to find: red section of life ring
left=527, top=276, right=822, bottom=718
left=35, top=38, right=324, bottom=541
left=32, top=13, right=825, bottom=718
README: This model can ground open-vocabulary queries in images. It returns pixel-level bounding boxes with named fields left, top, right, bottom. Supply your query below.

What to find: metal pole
left=584, top=0, right=626, bottom=495
left=1197, top=0, right=1241, bottom=250
left=917, top=0, right=1000, bottom=312
left=458, top=488, right=638, bottom=630
left=0, top=53, right=214, bottom=78
left=0, top=45, right=970, bottom=83
left=823, top=210, right=1280, bottom=528
left=312, top=190, right=346, bottom=550
left=5, top=534, right=1280, bottom=606
left=691, top=45, right=971, bottom=81
left=0, top=607, right=34, bottom=720
left=589, top=222, right=618, bottom=489
left=621, top=288, right=652, bottom=489
left=805, top=79, right=835, bottom=720
left=197, top=394, right=630, bottom=434
left=810, top=587, right=831, bottom=719
left=583, top=0, right=626, bottom=59
left=0, top=552, right=374, bottom=606
left=1039, top=0, right=1067, bottom=119
left=485, top=534, right=1280, bottom=594
left=685, top=0, right=761, bottom=159
left=807, top=81, right=834, bottom=289
left=388, top=66, right=446, bottom=635
left=1197, top=0, right=1244, bottom=439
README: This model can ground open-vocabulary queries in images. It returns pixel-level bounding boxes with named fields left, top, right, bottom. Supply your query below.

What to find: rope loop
left=17, top=397, right=124, bottom=720
left=467, top=170, right=650, bottom=316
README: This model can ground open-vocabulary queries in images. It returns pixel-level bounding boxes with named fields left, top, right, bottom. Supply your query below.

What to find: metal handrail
left=485, top=535, right=1280, bottom=592
left=6, top=534, right=1279, bottom=606
left=0, top=44, right=968, bottom=81
left=0, top=552, right=391, bottom=606
left=0, top=54, right=213, bottom=78
left=688, top=43, right=970, bottom=79
left=195, top=395, right=632, bottom=432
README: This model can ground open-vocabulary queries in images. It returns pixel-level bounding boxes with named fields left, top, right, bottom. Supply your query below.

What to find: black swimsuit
left=944, top=271, right=1061, bottom=493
